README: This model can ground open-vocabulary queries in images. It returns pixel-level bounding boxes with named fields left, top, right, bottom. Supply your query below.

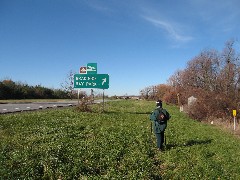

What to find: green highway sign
left=74, top=74, right=109, bottom=89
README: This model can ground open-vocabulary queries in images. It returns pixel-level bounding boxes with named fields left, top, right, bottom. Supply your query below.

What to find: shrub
left=187, top=90, right=234, bottom=121
left=75, top=97, right=92, bottom=112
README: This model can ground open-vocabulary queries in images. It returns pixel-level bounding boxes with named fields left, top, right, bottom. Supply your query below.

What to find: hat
left=156, top=100, right=162, bottom=107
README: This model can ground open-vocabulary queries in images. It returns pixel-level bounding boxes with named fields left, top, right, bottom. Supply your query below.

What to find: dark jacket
left=150, top=106, right=171, bottom=133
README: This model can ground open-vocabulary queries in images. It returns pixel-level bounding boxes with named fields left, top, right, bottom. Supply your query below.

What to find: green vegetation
left=0, top=79, right=70, bottom=100
left=1, top=100, right=240, bottom=179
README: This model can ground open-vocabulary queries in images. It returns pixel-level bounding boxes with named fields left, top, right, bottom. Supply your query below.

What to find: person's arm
left=150, top=109, right=158, bottom=121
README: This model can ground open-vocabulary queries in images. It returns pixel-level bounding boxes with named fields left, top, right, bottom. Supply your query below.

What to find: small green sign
left=74, top=74, right=109, bottom=89
left=87, top=63, right=97, bottom=74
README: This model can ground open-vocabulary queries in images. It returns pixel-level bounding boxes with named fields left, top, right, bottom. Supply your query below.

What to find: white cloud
left=82, top=0, right=113, bottom=13
left=142, top=16, right=193, bottom=42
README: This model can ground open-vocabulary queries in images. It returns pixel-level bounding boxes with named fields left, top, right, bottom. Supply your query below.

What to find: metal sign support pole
left=91, top=89, right=94, bottom=104
left=103, top=89, right=105, bottom=112
left=78, top=89, right=80, bottom=105
left=234, top=116, right=236, bottom=131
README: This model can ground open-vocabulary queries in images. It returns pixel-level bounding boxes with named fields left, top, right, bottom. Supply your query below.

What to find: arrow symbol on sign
left=102, top=78, right=106, bottom=85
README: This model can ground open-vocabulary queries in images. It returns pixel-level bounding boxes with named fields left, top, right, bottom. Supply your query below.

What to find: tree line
left=0, top=70, right=106, bottom=100
left=141, top=39, right=240, bottom=121
left=0, top=79, right=70, bottom=99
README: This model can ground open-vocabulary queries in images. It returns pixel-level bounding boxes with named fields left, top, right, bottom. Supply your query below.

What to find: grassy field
left=1, top=100, right=240, bottom=179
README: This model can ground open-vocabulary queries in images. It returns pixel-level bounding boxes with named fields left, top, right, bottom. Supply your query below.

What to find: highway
left=0, top=99, right=107, bottom=114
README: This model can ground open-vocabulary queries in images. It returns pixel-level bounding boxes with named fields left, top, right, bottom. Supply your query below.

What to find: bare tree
left=140, top=86, right=152, bottom=100
left=166, top=39, right=240, bottom=120
left=155, top=84, right=171, bottom=100
left=219, top=39, right=240, bottom=98
left=187, top=50, right=220, bottom=91
left=61, top=70, right=76, bottom=100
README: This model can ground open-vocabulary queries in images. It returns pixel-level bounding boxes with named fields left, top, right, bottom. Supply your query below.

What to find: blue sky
left=1, top=0, right=240, bottom=96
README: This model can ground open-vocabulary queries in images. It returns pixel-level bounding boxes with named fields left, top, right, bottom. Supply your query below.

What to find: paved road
left=0, top=101, right=78, bottom=114
left=0, top=99, right=108, bottom=114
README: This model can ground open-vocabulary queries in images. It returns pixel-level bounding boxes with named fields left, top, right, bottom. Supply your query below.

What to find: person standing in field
left=150, top=100, right=171, bottom=151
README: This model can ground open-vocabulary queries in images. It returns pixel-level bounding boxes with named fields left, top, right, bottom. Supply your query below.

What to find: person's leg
left=155, top=133, right=162, bottom=149
left=160, top=131, right=165, bottom=150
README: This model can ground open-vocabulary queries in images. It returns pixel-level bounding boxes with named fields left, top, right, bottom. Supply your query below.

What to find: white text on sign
left=75, top=77, right=97, bottom=81
left=76, top=82, right=97, bottom=86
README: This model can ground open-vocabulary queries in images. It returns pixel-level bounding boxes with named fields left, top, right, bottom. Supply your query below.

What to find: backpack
left=157, top=109, right=169, bottom=124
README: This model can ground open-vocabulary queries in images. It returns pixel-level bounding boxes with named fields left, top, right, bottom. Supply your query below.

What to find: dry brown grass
left=205, top=116, right=240, bottom=137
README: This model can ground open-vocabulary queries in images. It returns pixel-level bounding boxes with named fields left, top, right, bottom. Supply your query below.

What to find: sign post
left=78, top=66, right=87, bottom=105
left=233, top=110, right=237, bottom=131
left=103, top=89, right=105, bottom=112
